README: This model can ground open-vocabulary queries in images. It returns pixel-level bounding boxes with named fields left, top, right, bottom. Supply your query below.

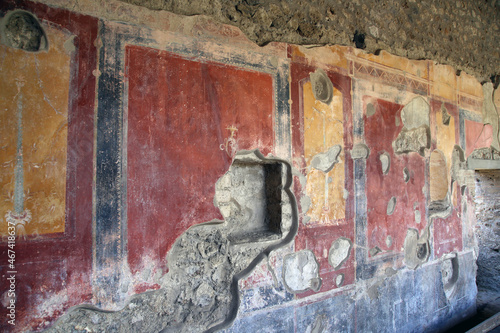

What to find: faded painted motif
left=0, top=24, right=72, bottom=237
left=303, top=81, right=345, bottom=225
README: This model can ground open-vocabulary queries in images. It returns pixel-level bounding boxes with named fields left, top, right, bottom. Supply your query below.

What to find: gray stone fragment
left=387, top=196, right=397, bottom=215
left=403, top=167, right=410, bottom=182
left=369, top=246, right=382, bottom=257
left=393, top=125, right=430, bottom=155
left=300, top=195, right=311, bottom=216
left=310, top=68, right=333, bottom=104
left=385, top=235, right=393, bottom=248
left=450, top=145, right=466, bottom=185
left=469, top=147, right=500, bottom=160
left=482, top=82, right=500, bottom=151
left=283, top=250, right=322, bottom=293
left=328, top=237, right=352, bottom=270
left=385, top=267, right=397, bottom=277
left=311, top=145, right=341, bottom=173
left=429, top=193, right=452, bottom=218
left=404, top=229, right=420, bottom=269
left=351, top=143, right=370, bottom=160
left=441, top=253, right=460, bottom=299
left=335, top=273, right=344, bottom=287
left=379, top=152, right=391, bottom=174
left=414, top=209, right=421, bottom=224
left=441, top=104, right=451, bottom=125
left=366, top=103, right=376, bottom=117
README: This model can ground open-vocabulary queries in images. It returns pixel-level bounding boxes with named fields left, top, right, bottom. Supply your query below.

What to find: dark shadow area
left=443, top=292, right=500, bottom=332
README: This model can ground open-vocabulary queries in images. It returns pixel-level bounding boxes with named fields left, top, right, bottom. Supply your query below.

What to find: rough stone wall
left=474, top=171, right=500, bottom=293
left=120, top=0, right=500, bottom=82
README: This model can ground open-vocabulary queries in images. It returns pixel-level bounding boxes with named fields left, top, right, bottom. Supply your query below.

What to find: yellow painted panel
left=458, top=72, right=483, bottom=98
left=430, top=63, right=456, bottom=101
left=303, top=81, right=345, bottom=224
left=0, top=25, right=71, bottom=237
left=435, top=105, right=456, bottom=201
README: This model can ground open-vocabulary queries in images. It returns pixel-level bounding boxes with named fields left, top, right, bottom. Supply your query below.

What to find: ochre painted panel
left=303, top=81, right=345, bottom=225
left=0, top=24, right=71, bottom=237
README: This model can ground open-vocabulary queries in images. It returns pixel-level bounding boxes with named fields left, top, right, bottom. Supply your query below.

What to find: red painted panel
left=433, top=204, right=463, bottom=258
left=0, top=1, right=97, bottom=331
left=465, top=120, right=493, bottom=157
left=364, top=97, right=427, bottom=256
left=295, top=224, right=355, bottom=297
left=126, top=45, right=274, bottom=274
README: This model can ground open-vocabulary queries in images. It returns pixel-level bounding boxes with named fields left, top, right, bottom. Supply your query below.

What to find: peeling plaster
left=328, top=237, right=352, bottom=270
left=310, top=145, right=341, bottom=173
left=46, top=150, right=298, bottom=333
left=283, top=250, right=322, bottom=294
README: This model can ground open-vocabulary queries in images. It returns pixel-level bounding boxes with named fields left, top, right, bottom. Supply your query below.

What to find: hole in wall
left=353, top=30, right=366, bottom=49
left=225, top=160, right=283, bottom=244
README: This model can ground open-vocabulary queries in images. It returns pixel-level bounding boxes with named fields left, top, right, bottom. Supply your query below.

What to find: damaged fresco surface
left=0, top=0, right=499, bottom=332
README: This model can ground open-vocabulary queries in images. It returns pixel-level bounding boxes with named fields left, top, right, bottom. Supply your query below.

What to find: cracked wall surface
left=0, top=0, right=499, bottom=332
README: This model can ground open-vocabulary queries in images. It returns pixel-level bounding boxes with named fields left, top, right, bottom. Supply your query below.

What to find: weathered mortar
left=120, top=0, right=500, bottom=82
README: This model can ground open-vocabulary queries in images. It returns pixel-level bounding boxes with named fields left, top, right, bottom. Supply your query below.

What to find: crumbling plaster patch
left=282, top=250, right=322, bottom=294
left=403, top=228, right=430, bottom=270
left=310, top=145, right=341, bottom=173
left=46, top=150, right=298, bottom=333
left=393, top=97, right=431, bottom=156
left=328, top=237, right=352, bottom=270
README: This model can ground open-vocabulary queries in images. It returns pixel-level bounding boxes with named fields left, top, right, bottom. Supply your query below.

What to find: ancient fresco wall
left=0, top=1, right=97, bottom=331
left=0, top=1, right=499, bottom=332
